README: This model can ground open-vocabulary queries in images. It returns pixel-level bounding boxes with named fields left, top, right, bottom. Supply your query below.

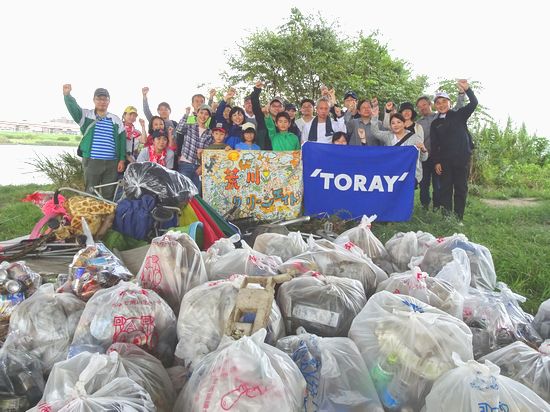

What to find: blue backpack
left=113, top=195, right=156, bottom=240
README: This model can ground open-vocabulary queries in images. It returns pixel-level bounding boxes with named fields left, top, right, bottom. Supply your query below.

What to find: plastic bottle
left=370, top=353, right=398, bottom=393
left=380, top=370, right=413, bottom=411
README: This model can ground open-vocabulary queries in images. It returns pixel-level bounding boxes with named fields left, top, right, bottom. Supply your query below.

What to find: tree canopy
left=223, top=8, right=428, bottom=105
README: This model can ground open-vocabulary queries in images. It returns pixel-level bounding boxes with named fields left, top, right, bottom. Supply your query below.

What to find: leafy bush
left=27, top=152, right=84, bottom=189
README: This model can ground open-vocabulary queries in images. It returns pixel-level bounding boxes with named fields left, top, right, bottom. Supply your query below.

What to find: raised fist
left=385, top=101, right=395, bottom=111
left=142, top=87, right=149, bottom=96
left=457, top=79, right=469, bottom=91
left=255, top=80, right=264, bottom=89
left=63, top=84, right=72, bottom=96
left=139, top=118, right=145, bottom=127
left=209, top=88, right=217, bottom=97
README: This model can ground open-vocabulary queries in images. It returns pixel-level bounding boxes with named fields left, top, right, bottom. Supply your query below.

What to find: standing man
left=141, top=87, right=178, bottom=129
left=416, top=88, right=466, bottom=210
left=431, top=80, right=478, bottom=221
left=303, top=98, right=346, bottom=144
left=345, top=99, right=384, bottom=146
left=63, top=84, right=126, bottom=199
left=295, top=98, right=315, bottom=143
left=243, top=95, right=257, bottom=127
left=250, top=81, right=285, bottom=150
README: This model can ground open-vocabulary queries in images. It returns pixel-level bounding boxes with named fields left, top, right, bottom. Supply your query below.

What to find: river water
left=0, top=145, right=77, bottom=185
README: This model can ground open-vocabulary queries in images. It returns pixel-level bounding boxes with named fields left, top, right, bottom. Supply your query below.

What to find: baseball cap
left=434, top=91, right=451, bottom=102
left=285, top=103, right=297, bottom=111
left=344, top=90, right=358, bottom=100
left=94, top=88, right=110, bottom=98
left=151, top=129, right=166, bottom=139
left=212, top=122, right=227, bottom=133
left=270, top=96, right=284, bottom=105
left=198, top=104, right=212, bottom=114
left=124, top=105, right=138, bottom=114
left=241, top=122, right=256, bottom=132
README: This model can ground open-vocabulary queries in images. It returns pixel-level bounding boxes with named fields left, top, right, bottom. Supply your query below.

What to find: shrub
left=27, top=152, right=84, bottom=189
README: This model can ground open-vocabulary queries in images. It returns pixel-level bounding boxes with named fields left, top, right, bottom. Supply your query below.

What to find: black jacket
left=431, top=88, right=478, bottom=164
left=250, top=87, right=273, bottom=150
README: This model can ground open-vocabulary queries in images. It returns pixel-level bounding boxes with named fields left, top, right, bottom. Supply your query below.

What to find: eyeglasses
left=94, top=96, right=110, bottom=102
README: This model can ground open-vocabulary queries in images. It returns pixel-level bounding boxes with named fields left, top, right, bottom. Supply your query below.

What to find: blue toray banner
left=302, top=142, right=417, bottom=221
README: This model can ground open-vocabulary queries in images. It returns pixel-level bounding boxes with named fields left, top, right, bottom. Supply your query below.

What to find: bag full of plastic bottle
left=173, top=329, right=306, bottom=412
left=534, top=298, right=550, bottom=339
left=69, top=281, right=177, bottom=366
left=423, top=353, right=550, bottom=412
left=277, top=273, right=366, bottom=337
left=349, top=291, right=473, bottom=411
left=29, top=351, right=155, bottom=411
left=174, top=275, right=284, bottom=372
left=253, top=231, right=308, bottom=263
left=375, top=267, right=464, bottom=318
left=276, top=327, right=383, bottom=412
left=480, top=339, right=550, bottom=403
left=384, top=230, right=437, bottom=273
left=137, top=231, right=208, bottom=315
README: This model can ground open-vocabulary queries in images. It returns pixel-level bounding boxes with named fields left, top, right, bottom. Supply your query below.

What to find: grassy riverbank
left=1, top=183, right=548, bottom=313
left=0, top=131, right=80, bottom=147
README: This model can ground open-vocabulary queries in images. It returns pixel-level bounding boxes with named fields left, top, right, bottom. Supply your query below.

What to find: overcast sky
left=2, top=0, right=548, bottom=138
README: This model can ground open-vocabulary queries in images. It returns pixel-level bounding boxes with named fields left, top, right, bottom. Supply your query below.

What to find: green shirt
left=266, top=117, right=301, bottom=151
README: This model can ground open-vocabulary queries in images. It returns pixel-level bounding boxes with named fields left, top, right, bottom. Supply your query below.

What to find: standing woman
left=215, top=88, right=246, bottom=148
left=370, top=105, right=428, bottom=183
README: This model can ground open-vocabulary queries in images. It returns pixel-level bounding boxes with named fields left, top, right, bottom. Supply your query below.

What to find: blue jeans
left=178, top=161, right=201, bottom=195
left=420, top=157, right=441, bottom=209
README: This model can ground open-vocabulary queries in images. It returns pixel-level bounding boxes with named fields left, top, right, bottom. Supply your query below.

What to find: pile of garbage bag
left=69, top=281, right=177, bottom=366
left=424, top=353, right=550, bottom=411
left=277, top=327, right=382, bottom=411
left=137, top=231, right=208, bottom=314
left=174, top=329, right=306, bottom=412
left=0, top=261, right=41, bottom=343
left=349, top=291, right=473, bottom=410
left=174, top=275, right=284, bottom=372
left=277, top=273, right=366, bottom=337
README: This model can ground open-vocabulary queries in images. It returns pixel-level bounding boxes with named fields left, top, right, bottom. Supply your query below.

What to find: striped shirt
left=90, top=117, right=116, bottom=159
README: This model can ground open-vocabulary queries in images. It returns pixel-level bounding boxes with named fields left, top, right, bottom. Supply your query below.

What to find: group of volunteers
left=62, top=78, right=477, bottom=220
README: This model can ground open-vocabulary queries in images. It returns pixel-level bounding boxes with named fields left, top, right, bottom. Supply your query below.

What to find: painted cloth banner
left=202, top=150, right=302, bottom=220
left=302, top=142, right=417, bottom=221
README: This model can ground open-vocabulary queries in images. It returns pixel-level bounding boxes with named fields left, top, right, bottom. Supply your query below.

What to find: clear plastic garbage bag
left=335, top=215, right=393, bottom=274
left=253, top=231, right=308, bottom=263
left=276, top=327, right=383, bottom=412
left=69, top=281, right=177, bottom=366
left=0, top=344, right=45, bottom=410
left=137, top=231, right=208, bottom=315
left=279, top=237, right=387, bottom=297
left=534, top=298, right=550, bottom=339
left=204, top=239, right=282, bottom=280
left=123, top=161, right=197, bottom=206
left=174, top=275, right=284, bottom=372
left=376, top=267, right=464, bottom=318
left=107, top=343, right=176, bottom=411
left=349, top=291, right=473, bottom=411
left=480, top=340, right=550, bottom=403
left=384, top=231, right=437, bottom=273
left=419, top=234, right=497, bottom=291
left=463, top=282, right=543, bottom=359
left=277, top=273, right=366, bottom=337
left=30, top=351, right=155, bottom=411
left=434, top=248, right=472, bottom=297
left=5, top=284, right=85, bottom=373
left=174, top=329, right=306, bottom=412
left=424, top=353, right=550, bottom=412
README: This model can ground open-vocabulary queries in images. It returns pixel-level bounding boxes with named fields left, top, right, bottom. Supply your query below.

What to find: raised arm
left=370, top=105, right=393, bottom=145
left=251, top=81, right=266, bottom=126
left=62, top=84, right=83, bottom=125
left=142, top=87, right=153, bottom=121
left=382, top=102, right=395, bottom=129
left=139, top=118, right=148, bottom=144
left=456, top=80, right=478, bottom=121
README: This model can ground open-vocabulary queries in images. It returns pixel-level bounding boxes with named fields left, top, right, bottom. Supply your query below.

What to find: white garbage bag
left=384, top=230, right=437, bottom=272
left=205, top=239, right=282, bottom=280
left=107, top=343, right=176, bottom=411
left=335, top=215, right=393, bottom=274
left=277, top=327, right=383, bottom=411
left=5, top=283, right=85, bottom=373
left=480, top=340, right=550, bottom=403
left=277, top=273, right=366, bottom=337
left=137, top=231, right=208, bottom=315
left=349, top=291, right=473, bottom=411
left=174, top=329, right=305, bottom=412
left=30, top=351, right=155, bottom=411
left=424, top=353, right=550, bottom=412
left=253, top=231, right=308, bottom=262
left=175, top=275, right=284, bottom=372
left=434, top=248, right=472, bottom=296
left=463, top=283, right=543, bottom=358
left=69, top=281, right=177, bottom=366
left=534, top=298, right=550, bottom=339
left=376, top=267, right=464, bottom=318
left=279, top=237, right=387, bottom=297
left=419, top=233, right=496, bottom=290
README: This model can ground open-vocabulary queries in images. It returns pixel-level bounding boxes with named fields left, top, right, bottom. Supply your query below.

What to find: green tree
left=223, top=8, right=427, bottom=105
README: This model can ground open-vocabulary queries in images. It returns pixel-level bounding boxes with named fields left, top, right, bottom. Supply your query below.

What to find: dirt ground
left=480, top=198, right=539, bottom=207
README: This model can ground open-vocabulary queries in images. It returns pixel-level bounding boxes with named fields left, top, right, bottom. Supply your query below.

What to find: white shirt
left=301, top=117, right=346, bottom=144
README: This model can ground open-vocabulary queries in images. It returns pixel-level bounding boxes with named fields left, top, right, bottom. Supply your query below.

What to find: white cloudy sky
left=1, top=0, right=548, bottom=137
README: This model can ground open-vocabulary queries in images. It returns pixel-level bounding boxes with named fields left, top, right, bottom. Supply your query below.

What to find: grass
left=0, top=183, right=548, bottom=314
left=0, top=131, right=80, bottom=147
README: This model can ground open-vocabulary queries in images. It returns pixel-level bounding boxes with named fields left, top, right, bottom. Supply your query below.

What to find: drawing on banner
left=202, top=150, right=302, bottom=220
